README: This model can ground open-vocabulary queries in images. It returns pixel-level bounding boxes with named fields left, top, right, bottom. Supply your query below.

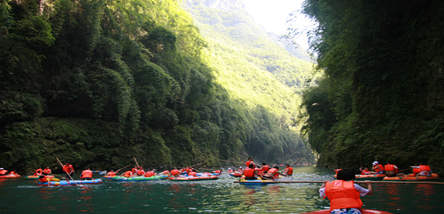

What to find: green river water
left=0, top=167, right=443, bottom=213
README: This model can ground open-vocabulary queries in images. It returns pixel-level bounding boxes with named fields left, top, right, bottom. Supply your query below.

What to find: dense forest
left=0, top=0, right=314, bottom=173
left=299, top=0, right=444, bottom=173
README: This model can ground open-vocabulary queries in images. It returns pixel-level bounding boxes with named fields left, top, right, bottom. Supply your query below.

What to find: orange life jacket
left=373, top=164, right=384, bottom=173
left=384, top=164, right=397, bottom=173
left=285, top=167, right=293, bottom=176
left=81, top=170, right=93, bottom=179
left=122, top=171, right=132, bottom=177
left=262, top=165, right=270, bottom=173
left=136, top=169, right=145, bottom=176
left=243, top=167, right=255, bottom=178
left=144, top=171, right=155, bottom=177
left=35, top=168, right=43, bottom=176
left=43, top=168, right=51, bottom=175
left=171, top=169, right=180, bottom=176
left=63, top=164, right=74, bottom=174
left=266, top=168, right=279, bottom=179
left=419, top=165, right=431, bottom=172
left=325, top=180, right=363, bottom=211
left=106, top=171, right=116, bottom=176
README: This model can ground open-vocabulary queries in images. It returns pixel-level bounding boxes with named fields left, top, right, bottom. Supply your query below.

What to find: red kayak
left=302, top=209, right=392, bottom=214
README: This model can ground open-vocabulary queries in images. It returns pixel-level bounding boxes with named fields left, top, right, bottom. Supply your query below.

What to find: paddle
left=56, top=157, right=73, bottom=180
left=233, top=180, right=444, bottom=185
left=115, top=164, right=130, bottom=174
left=133, top=157, right=141, bottom=168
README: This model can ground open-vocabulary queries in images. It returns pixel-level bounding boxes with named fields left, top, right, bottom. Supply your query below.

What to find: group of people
left=240, top=157, right=293, bottom=180
left=359, top=161, right=433, bottom=177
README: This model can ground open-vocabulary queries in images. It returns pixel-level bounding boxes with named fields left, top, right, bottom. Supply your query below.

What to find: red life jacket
left=0, top=169, right=7, bottom=175
left=243, top=167, right=255, bottom=178
left=189, top=171, right=197, bottom=177
left=325, top=180, right=363, bottom=211
left=373, top=164, right=384, bottom=173
left=81, top=170, right=93, bottom=179
left=43, top=168, right=51, bottom=175
left=161, top=170, right=169, bottom=175
left=35, top=168, right=43, bottom=176
left=131, top=168, right=137, bottom=173
left=171, top=169, right=180, bottom=176
left=122, top=171, right=132, bottom=177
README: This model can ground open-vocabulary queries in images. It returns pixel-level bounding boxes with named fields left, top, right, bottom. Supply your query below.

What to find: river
left=0, top=167, right=442, bottom=213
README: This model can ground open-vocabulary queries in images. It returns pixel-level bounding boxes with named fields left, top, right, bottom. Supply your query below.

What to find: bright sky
left=244, top=0, right=315, bottom=50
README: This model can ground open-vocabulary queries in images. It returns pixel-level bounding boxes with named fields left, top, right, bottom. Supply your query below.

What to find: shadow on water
left=0, top=167, right=443, bottom=213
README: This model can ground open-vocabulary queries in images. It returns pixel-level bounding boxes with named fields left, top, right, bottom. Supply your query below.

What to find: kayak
left=111, top=175, right=167, bottom=181
left=239, top=178, right=275, bottom=185
left=355, top=174, right=386, bottom=181
left=302, top=209, right=392, bottom=214
left=25, top=175, right=55, bottom=180
left=0, top=173, right=21, bottom=179
left=169, top=175, right=218, bottom=181
left=383, top=173, right=439, bottom=181
left=229, top=172, right=242, bottom=177
left=38, top=179, right=103, bottom=186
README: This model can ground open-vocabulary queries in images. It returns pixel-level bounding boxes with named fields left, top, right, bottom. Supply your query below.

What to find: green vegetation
left=299, top=0, right=444, bottom=173
left=0, top=0, right=314, bottom=173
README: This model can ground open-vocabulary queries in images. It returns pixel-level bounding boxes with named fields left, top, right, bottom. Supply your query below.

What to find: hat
left=372, top=161, right=378, bottom=165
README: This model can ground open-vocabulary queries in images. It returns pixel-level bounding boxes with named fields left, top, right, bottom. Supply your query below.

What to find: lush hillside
left=0, top=0, right=314, bottom=173
left=183, top=0, right=318, bottom=129
left=299, top=0, right=444, bottom=173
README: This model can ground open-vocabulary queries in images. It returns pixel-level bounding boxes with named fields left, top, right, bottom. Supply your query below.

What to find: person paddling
left=320, top=168, right=372, bottom=214
left=283, top=164, right=293, bottom=176
left=0, top=168, right=7, bottom=175
left=43, top=167, right=52, bottom=175
left=372, top=161, right=384, bottom=174
left=62, top=163, right=75, bottom=178
left=80, top=168, right=93, bottom=180
left=241, top=163, right=257, bottom=180
left=262, top=166, right=280, bottom=180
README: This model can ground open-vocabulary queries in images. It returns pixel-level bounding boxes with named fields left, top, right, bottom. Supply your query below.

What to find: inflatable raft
left=111, top=175, right=167, bottom=181
left=302, top=209, right=392, bottom=214
left=355, top=174, right=386, bottom=181
left=25, top=175, right=55, bottom=180
left=169, top=175, right=218, bottom=181
left=38, top=179, right=103, bottom=186
left=383, top=173, right=439, bottom=181
left=0, top=173, right=21, bottom=179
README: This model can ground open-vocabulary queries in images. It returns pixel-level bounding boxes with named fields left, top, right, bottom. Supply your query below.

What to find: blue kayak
left=38, top=179, right=103, bottom=186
